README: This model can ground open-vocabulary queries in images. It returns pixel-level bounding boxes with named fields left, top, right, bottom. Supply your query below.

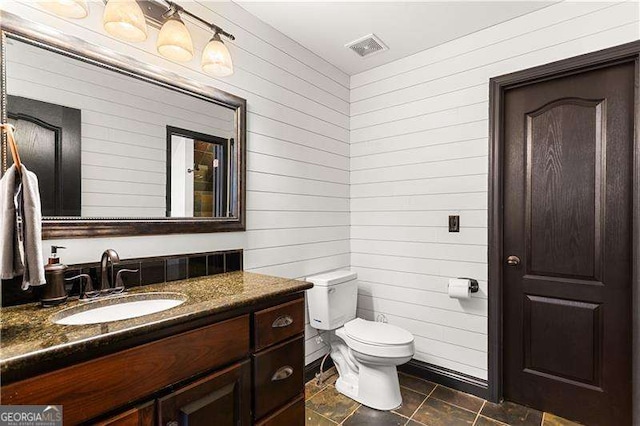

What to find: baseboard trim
left=398, top=359, right=489, bottom=400
left=304, top=354, right=334, bottom=384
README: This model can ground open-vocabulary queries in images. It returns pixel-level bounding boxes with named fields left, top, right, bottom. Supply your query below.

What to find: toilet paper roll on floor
left=448, top=278, right=472, bottom=299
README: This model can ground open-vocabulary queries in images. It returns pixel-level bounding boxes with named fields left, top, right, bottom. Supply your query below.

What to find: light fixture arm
left=161, top=1, right=235, bottom=41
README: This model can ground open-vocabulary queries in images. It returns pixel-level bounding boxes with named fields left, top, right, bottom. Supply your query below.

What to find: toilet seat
left=338, top=319, right=414, bottom=359
left=345, top=318, right=413, bottom=346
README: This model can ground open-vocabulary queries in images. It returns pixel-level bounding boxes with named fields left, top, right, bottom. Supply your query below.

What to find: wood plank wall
left=349, top=0, right=640, bottom=379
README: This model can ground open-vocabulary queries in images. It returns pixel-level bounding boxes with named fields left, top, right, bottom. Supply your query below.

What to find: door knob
left=506, top=255, right=521, bottom=266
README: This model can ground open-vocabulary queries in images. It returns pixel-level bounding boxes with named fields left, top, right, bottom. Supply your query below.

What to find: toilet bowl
left=306, top=271, right=415, bottom=411
left=331, top=319, right=414, bottom=410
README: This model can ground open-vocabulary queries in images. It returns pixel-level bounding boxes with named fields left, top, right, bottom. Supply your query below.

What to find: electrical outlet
left=449, top=215, right=460, bottom=232
left=315, top=336, right=324, bottom=345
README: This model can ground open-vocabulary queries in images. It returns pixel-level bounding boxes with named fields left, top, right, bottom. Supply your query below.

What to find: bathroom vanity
left=0, top=272, right=311, bottom=425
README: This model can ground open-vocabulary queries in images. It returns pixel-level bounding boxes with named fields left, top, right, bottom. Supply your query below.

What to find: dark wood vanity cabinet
left=1, top=294, right=306, bottom=426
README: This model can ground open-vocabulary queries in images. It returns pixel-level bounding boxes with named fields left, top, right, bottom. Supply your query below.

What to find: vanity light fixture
left=156, top=4, right=194, bottom=62
left=42, top=0, right=235, bottom=77
left=103, top=0, right=148, bottom=43
left=39, top=0, right=89, bottom=19
left=201, top=30, right=234, bottom=77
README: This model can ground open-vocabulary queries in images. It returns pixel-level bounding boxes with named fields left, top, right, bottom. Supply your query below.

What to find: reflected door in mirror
left=167, top=127, right=235, bottom=218
left=7, top=95, right=81, bottom=216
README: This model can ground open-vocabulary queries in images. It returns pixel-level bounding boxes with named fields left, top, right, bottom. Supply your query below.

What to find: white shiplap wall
left=349, top=0, right=640, bottom=380
left=4, top=0, right=349, bottom=365
left=8, top=40, right=235, bottom=217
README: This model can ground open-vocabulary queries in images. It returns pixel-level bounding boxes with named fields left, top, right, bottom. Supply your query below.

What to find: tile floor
left=305, top=367, right=582, bottom=426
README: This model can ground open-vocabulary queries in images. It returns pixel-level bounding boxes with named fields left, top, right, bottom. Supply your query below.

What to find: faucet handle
left=66, top=274, right=98, bottom=300
left=115, top=269, right=139, bottom=291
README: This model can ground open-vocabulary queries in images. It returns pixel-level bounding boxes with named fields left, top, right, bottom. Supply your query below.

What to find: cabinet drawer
left=253, top=297, right=304, bottom=351
left=255, top=394, right=304, bottom=426
left=1, top=315, right=249, bottom=425
left=253, top=335, right=304, bottom=419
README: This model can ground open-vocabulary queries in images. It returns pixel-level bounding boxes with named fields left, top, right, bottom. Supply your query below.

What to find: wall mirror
left=0, top=12, right=246, bottom=238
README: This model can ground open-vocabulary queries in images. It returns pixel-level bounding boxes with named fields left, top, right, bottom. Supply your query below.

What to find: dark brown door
left=503, top=61, right=634, bottom=425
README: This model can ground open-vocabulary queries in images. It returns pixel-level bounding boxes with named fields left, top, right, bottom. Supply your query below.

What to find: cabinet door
left=158, top=360, right=251, bottom=426
left=95, top=401, right=154, bottom=426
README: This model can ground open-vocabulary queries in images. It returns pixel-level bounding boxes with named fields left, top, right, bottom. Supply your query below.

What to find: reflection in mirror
left=5, top=37, right=237, bottom=219
left=167, top=127, right=236, bottom=218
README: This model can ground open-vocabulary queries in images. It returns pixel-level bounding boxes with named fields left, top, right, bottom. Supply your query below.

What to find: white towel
left=0, top=164, right=45, bottom=289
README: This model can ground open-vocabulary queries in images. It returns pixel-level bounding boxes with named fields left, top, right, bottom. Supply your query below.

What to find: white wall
left=349, top=0, right=640, bottom=380
left=4, top=0, right=350, bottom=365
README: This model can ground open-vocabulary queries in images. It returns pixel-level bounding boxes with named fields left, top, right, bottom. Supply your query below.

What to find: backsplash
left=1, top=249, right=243, bottom=307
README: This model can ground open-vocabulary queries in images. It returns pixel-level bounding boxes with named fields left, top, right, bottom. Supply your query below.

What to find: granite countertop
left=0, top=271, right=312, bottom=380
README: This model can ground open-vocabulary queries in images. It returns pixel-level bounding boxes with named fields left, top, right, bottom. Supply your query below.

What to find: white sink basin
left=52, top=292, right=187, bottom=325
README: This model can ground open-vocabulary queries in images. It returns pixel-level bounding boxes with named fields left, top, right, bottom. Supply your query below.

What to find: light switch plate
left=449, top=215, right=460, bottom=232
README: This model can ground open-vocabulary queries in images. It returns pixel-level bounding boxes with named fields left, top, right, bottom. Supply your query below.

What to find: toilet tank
left=306, top=270, right=358, bottom=331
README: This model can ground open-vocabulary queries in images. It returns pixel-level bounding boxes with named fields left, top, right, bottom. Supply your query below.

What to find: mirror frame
left=0, top=11, right=246, bottom=239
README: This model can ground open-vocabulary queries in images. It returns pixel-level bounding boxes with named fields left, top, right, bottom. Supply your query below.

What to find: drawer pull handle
left=272, top=315, right=293, bottom=328
left=271, top=365, right=294, bottom=381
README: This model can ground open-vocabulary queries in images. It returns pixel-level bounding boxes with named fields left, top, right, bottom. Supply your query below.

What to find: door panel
left=503, top=61, right=634, bottom=425
left=523, top=295, right=601, bottom=386
left=527, top=99, right=602, bottom=279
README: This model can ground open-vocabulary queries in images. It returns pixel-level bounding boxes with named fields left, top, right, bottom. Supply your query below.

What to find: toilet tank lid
left=344, top=318, right=414, bottom=346
left=306, top=270, right=357, bottom=286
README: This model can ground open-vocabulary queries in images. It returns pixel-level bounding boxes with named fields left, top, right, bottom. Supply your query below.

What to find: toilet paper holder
left=457, top=277, right=479, bottom=293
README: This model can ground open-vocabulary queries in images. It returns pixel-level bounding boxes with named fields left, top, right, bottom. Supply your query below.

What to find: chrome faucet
left=100, top=249, right=120, bottom=291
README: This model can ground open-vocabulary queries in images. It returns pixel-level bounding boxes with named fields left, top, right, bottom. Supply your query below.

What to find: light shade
left=103, top=0, right=148, bottom=43
left=201, top=34, right=233, bottom=77
left=157, top=15, right=194, bottom=62
left=39, top=0, right=89, bottom=19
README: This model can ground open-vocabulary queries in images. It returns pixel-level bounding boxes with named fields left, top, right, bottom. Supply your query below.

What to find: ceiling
left=234, top=1, right=556, bottom=75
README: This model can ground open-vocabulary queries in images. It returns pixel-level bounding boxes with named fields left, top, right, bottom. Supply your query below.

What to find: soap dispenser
left=41, top=246, right=68, bottom=307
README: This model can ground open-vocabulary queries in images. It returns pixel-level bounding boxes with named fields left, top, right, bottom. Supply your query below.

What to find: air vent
left=345, top=34, right=388, bottom=58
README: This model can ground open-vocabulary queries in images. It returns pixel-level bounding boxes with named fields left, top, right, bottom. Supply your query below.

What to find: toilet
left=306, top=270, right=415, bottom=410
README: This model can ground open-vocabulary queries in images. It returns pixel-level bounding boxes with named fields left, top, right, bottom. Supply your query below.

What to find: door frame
left=487, top=40, right=640, bottom=422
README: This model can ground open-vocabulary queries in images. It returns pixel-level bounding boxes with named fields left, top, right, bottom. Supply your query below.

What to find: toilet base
left=335, top=363, right=402, bottom=411
left=329, top=332, right=403, bottom=411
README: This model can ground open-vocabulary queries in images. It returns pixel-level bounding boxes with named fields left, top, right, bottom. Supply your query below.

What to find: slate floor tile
left=306, top=386, right=360, bottom=424
left=542, top=412, right=583, bottom=426
left=412, top=397, right=477, bottom=426
left=480, top=400, right=543, bottom=426
left=398, top=372, right=437, bottom=395
left=431, top=385, right=485, bottom=413
left=342, top=405, right=407, bottom=426
left=305, top=408, right=338, bottom=425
